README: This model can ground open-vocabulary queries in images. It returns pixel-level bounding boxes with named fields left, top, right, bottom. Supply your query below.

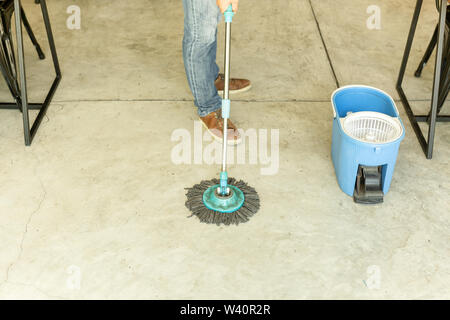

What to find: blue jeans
left=183, top=0, right=222, bottom=117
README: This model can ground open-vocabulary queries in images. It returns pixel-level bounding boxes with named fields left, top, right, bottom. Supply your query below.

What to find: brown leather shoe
left=215, top=74, right=251, bottom=95
left=200, top=109, right=242, bottom=145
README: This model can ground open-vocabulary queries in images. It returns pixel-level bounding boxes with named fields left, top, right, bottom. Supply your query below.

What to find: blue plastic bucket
left=331, top=85, right=405, bottom=196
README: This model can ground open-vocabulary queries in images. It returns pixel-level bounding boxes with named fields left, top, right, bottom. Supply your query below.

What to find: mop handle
left=220, top=5, right=234, bottom=194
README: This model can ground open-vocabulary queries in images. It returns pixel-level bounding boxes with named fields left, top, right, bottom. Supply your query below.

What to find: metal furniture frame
left=397, top=0, right=449, bottom=159
left=0, top=0, right=60, bottom=145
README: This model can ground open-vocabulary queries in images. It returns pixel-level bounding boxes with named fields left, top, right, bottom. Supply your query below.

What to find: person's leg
left=183, top=0, right=222, bottom=117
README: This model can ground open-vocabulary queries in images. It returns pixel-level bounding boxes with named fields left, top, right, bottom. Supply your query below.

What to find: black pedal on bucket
left=353, top=165, right=384, bottom=204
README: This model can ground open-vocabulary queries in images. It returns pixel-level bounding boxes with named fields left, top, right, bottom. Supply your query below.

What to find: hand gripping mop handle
left=220, top=5, right=234, bottom=195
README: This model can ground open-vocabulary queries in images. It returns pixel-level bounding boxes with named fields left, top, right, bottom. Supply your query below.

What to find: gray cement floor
left=0, top=0, right=449, bottom=299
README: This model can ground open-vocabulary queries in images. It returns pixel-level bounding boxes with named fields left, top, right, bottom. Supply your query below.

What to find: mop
left=185, top=6, right=260, bottom=226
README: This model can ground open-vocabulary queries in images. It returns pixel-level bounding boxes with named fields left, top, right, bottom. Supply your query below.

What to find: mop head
left=185, top=178, right=260, bottom=226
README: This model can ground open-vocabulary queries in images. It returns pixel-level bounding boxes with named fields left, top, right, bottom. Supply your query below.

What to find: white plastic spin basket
left=340, top=111, right=404, bottom=144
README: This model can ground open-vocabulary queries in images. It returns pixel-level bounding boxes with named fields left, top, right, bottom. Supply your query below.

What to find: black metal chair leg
left=415, top=25, right=438, bottom=77
left=397, top=0, right=427, bottom=149
left=437, top=60, right=449, bottom=114
left=26, top=0, right=61, bottom=143
left=39, top=0, right=61, bottom=80
left=396, top=0, right=449, bottom=159
left=426, top=28, right=450, bottom=122
left=0, top=0, right=62, bottom=146
left=13, top=0, right=31, bottom=145
left=426, top=0, right=447, bottom=158
left=21, top=7, right=45, bottom=60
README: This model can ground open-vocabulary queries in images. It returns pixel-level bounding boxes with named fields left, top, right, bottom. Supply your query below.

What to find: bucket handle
left=331, top=85, right=401, bottom=119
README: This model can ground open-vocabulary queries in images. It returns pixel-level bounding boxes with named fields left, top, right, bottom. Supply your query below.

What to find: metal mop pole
left=219, top=5, right=234, bottom=196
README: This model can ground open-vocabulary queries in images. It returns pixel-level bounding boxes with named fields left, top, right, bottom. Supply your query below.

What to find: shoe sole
left=217, top=84, right=252, bottom=96
left=200, top=120, right=242, bottom=146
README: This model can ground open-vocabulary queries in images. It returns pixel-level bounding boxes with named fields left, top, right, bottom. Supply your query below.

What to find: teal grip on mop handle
left=222, top=99, right=230, bottom=119
left=220, top=171, right=228, bottom=195
left=224, top=5, right=234, bottom=23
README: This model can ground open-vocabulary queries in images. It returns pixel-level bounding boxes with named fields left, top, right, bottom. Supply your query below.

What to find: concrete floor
left=0, top=0, right=449, bottom=299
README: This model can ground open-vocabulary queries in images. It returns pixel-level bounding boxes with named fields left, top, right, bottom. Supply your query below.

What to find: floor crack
left=0, top=176, right=47, bottom=288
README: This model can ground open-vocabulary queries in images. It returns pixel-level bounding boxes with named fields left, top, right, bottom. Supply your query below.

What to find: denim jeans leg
left=182, top=0, right=222, bottom=117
